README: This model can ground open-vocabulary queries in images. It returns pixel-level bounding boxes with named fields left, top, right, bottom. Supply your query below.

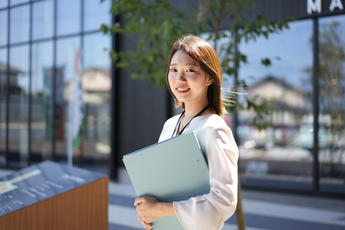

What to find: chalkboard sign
left=0, top=161, right=107, bottom=216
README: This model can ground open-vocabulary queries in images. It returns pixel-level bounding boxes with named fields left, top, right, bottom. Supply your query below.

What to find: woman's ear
left=206, top=76, right=214, bottom=86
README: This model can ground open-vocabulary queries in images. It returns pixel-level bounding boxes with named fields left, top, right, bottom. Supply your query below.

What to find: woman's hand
left=137, top=215, right=153, bottom=230
left=135, top=197, right=161, bottom=225
left=134, top=196, right=176, bottom=229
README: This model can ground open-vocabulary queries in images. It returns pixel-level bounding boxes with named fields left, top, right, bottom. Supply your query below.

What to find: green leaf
left=261, top=58, right=271, bottom=67
left=101, top=0, right=292, bottom=130
left=109, top=50, right=118, bottom=62
left=99, top=24, right=109, bottom=34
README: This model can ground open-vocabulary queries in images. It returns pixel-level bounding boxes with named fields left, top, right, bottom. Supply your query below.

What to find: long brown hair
left=166, top=35, right=226, bottom=117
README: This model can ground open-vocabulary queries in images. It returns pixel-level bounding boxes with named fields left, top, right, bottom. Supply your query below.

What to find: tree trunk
left=236, top=177, right=246, bottom=230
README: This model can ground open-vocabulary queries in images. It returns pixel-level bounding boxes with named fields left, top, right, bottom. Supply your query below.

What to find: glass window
left=84, top=0, right=111, bottom=32
left=31, top=41, right=54, bottom=164
left=10, top=0, right=28, bottom=6
left=33, top=0, right=54, bottom=40
left=10, top=5, right=30, bottom=44
left=84, top=33, right=111, bottom=69
left=0, top=48, right=7, bottom=167
left=55, top=36, right=81, bottom=164
left=237, top=19, right=314, bottom=186
left=9, top=45, right=29, bottom=168
left=82, top=33, right=111, bottom=174
left=318, top=15, right=345, bottom=189
left=0, top=10, right=7, bottom=46
left=57, top=0, right=80, bottom=36
left=0, top=1, right=8, bottom=8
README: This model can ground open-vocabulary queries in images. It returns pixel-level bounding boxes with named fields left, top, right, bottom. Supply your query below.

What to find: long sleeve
left=159, top=115, right=239, bottom=230
left=173, top=126, right=238, bottom=230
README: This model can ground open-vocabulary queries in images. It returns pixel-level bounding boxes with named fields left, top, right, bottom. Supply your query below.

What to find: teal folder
left=123, top=131, right=210, bottom=230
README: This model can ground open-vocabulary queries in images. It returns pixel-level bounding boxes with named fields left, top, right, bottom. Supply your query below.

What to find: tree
left=100, top=1, right=290, bottom=229
left=100, top=0, right=198, bottom=86
left=100, top=0, right=290, bottom=127
left=316, top=21, right=345, bottom=177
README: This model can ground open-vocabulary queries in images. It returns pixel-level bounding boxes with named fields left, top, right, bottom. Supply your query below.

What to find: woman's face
left=168, top=50, right=213, bottom=107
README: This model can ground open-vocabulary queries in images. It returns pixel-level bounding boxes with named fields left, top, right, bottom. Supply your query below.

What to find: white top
left=158, top=114, right=239, bottom=230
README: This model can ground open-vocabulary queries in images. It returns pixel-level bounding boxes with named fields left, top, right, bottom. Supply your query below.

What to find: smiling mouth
left=177, top=88, right=190, bottom=92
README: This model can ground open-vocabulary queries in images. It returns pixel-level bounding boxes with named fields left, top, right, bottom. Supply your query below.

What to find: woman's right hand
left=134, top=196, right=175, bottom=229
left=137, top=214, right=152, bottom=229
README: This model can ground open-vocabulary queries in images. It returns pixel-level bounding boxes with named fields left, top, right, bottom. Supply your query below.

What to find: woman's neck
left=183, top=102, right=211, bottom=120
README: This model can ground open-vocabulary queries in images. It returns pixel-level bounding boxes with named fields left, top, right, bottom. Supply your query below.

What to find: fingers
left=138, top=215, right=152, bottom=229
left=135, top=197, right=159, bottom=228
left=135, top=196, right=158, bottom=206
left=134, top=197, right=145, bottom=206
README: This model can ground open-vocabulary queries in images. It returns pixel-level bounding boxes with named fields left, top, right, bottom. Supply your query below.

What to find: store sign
left=307, top=0, right=344, bottom=14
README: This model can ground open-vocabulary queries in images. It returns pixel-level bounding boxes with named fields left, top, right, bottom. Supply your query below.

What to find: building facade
left=0, top=0, right=344, bottom=197
left=0, top=0, right=114, bottom=173
left=236, top=0, right=345, bottom=197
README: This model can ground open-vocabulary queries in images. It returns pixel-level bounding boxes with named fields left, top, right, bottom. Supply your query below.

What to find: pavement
left=109, top=168, right=345, bottom=230
left=1, top=168, right=345, bottom=230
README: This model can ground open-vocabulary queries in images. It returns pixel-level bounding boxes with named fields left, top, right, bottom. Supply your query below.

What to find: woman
left=134, top=35, right=238, bottom=230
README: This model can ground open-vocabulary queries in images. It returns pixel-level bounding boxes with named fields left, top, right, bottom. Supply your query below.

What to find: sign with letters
left=0, top=161, right=107, bottom=216
left=307, top=0, right=344, bottom=14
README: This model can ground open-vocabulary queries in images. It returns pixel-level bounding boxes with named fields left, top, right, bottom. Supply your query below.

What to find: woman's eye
left=170, top=68, right=177, bottom=72
left=187, top=69, right=195, bottom=72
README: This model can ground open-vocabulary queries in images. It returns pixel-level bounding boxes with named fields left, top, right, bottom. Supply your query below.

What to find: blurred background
left=0, top=0, right=344, bottom=199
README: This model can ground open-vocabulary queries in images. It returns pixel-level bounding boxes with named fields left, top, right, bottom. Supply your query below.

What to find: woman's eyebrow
left=186, top=62, right=198, bottom=67
left=169, top=62, right=198, bottom=67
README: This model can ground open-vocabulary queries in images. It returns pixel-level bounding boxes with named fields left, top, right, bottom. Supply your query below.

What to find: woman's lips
left=177, top=87, right=190, bottom=92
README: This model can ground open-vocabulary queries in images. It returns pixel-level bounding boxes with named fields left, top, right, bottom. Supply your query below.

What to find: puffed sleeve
left=172, top=126, right=238, bottom=230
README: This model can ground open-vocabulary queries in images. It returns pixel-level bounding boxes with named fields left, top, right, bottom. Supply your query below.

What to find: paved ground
left=109, top=168, right=345, bottom=230
left=1, top=168, right=345, bottom=230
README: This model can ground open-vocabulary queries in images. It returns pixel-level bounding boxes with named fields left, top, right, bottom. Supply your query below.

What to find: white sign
left=307, top=0, right=344, bottom=14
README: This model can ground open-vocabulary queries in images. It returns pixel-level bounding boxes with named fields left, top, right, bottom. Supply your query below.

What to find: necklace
left=171, top=104, right=210, bottom=137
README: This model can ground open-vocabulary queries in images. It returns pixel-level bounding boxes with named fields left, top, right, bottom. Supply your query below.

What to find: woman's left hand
left=134, top=197, right=162, bottom=224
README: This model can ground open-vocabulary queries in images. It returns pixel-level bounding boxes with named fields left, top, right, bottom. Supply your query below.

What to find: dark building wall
left=250, top=0, right=345, bottom=20
left=115, top=69, right=169, bottom=163
left=249, top=0, right=308, bottom=20
left=113, top=31, right=170, bottom=168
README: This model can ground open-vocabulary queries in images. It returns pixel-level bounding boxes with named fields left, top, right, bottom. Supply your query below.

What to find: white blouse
left=158, top=114, right=239, bottom=230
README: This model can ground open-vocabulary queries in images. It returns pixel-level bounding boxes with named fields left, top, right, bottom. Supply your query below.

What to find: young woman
left=134, top=35, right=238, bottom=230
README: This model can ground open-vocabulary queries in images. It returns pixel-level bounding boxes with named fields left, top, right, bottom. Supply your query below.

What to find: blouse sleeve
left=172, top=126, right=238, bottom=230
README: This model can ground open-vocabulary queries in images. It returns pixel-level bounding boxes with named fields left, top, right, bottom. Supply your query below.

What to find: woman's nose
left=177, top=72, right=186, bottom=81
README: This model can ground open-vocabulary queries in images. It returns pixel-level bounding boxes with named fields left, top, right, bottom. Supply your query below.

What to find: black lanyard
left=171, top=104, right=210, bottom=137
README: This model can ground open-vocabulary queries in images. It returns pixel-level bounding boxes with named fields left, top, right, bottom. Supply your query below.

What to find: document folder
left=123, top=131, right=210, bottom=230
